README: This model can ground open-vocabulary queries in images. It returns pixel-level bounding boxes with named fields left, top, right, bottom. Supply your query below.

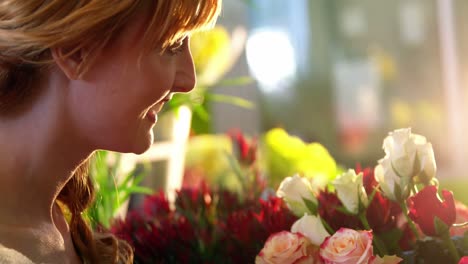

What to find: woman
left=0, top=0, right=221, bottom=263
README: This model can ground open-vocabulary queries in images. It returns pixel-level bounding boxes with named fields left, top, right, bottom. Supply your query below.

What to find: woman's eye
left=168, top=38, right=187, bottom=55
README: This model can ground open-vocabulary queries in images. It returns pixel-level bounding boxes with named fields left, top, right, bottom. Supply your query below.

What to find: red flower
left=459, top=256, right=468, bottom=264
left=366, top=191, right=400, bottom=232
left=142, top=190, right=170, bottom=217
left=317, top=190, right=362, bottom=231
left=220, top=197, right=298, bottom=262
left=355, top=164, right=378, bottom=194
left=228, top=129, right=257, bottom=166
left=357, top=165, right=401, bottom=233
left=175, top=182, right=213, bottom=213
left=408, top=185, right=456, bottom=236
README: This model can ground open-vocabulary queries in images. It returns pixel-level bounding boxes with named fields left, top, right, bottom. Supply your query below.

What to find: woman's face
left=67, top=14, right=196, bottom=154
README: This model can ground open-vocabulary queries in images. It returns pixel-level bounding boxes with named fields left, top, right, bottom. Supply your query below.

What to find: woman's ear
left=51, top=48, right=84, bottom=80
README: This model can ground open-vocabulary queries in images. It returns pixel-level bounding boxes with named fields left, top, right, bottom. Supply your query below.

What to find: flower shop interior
left=91, top=0, right=468, bottom=263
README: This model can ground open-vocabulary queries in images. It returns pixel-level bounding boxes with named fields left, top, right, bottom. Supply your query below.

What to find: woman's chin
left=97, top=130, right=154, bottom=155
left=132, top=145, right=151, bottom=155
left=131, top=134, right=154, bottom=155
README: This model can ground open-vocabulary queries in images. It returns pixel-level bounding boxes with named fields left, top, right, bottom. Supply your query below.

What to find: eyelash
left=167, top=38, right=186, bottom=55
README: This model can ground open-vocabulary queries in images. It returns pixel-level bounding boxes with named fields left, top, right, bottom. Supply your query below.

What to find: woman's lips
left=145, top=109, right=158, bottom=123
left=145, top=96, right=171, bottom=124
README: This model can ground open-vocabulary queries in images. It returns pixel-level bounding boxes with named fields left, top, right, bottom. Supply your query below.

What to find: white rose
left=374, top=161, right=400, bottom=201
left=415, top=143, right=437, bottom=185
left=377, top=128, right=437, bottom=200
left=291, top=214, right=330, bottom=246
left=382, top=128, right=436, bottom=182
left=277, top=174, right=317, bottom=216
left=333, top=169, right=368, bottom=214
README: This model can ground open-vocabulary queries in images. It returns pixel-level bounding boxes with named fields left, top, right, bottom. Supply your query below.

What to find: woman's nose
left=172, top=41, right=196, bottom=93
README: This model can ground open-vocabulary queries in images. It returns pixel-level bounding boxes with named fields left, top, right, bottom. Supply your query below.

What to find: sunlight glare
left=246, top=29, right=296, bottom=93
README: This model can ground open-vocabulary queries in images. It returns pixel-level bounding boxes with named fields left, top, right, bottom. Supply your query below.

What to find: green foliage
left=85, top=151, right=153, bottom=229
left=303, top=197, right=318, bottom=215
left=378, top=228, right=404, bottom=256
left=435, top=216, right=450, bottom=236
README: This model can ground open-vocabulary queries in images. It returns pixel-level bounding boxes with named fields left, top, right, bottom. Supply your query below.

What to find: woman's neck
left=0, top=68, right=92, bottom=263
left=0, top=203, right=82, bottom=264
left=0, top=73, right=91, bottom=225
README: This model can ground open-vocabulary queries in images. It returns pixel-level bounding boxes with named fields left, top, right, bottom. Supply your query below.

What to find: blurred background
left=210, top=0, right=468, bottom=176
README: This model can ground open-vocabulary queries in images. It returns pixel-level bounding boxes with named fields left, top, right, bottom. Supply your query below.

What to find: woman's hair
left=0, top=0, right=221, bottom=263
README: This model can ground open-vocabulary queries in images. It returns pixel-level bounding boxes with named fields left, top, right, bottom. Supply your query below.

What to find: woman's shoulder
left=0, top=244, right=35, bottom=264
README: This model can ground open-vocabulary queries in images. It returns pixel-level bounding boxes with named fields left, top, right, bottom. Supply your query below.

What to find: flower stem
left=358, top=213, right=388, bottom=256
left=441, top=230, right=460, bottom=263
left=399, top=201, right=420, bottom=240
left=359, top=213, right=371, bottom=230
left=321, top=218, right=335, bottom=235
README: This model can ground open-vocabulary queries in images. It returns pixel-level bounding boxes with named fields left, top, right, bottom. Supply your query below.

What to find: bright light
left=246, top=29, right=296, bottom=92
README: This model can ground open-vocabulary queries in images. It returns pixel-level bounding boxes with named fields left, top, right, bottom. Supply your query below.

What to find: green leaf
left=368, top=185, right=379, bottom=203
left=193, top=104, right=211, bottom=122
left=84, top=150, right=152, bottom=230
left=212, top=76, right=254, bottom=88
left=124, top=186, right=154, bottom=195
left=434, top=216, right=450, bottom=236
left=131, top=172, right=147, bottom=187
left=118, top=170, right=137, bottom=190
left=119, top=186, right=153, bottom=205
left=302, top=197, right=318, bottom=215
left=223, top=151, right=247, bottom=198
left=378, top=228, right=404, bottom=255
left=335, top=205, right=355, bottom=216
left=205, top=93, right=254, bottom=109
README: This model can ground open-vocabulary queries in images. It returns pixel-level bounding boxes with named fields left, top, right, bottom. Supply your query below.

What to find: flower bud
left=333, top=169, right=368, bottom=214
left=277, top=174, right=317, bottom=216
left=291, top=214, right=330, bottom=246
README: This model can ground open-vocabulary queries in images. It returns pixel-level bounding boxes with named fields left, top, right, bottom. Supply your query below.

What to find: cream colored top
left=0, top=245, right=35, bottom=264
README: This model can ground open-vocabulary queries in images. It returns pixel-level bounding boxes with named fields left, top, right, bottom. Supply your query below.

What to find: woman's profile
left=0, top=0, right=221, bottom=263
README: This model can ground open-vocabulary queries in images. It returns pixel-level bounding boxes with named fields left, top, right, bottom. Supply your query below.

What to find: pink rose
left=320, top=228, right=373, bottom=264
left=459, top=256, right=468, bottom=264
left=256, top=231, right=316, bottom=264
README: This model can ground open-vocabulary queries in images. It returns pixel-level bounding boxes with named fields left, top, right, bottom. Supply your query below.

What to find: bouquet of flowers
left=110, top=131, right=300, bottom=263
left=109, top=127, right=468, bottom=263
left=256, top=128, right=468, bottom=264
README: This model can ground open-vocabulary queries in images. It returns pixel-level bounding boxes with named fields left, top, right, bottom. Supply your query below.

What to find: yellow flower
left=261, top=128, right=338, bottom=188
left=190, top=26, right=231, bottom=86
